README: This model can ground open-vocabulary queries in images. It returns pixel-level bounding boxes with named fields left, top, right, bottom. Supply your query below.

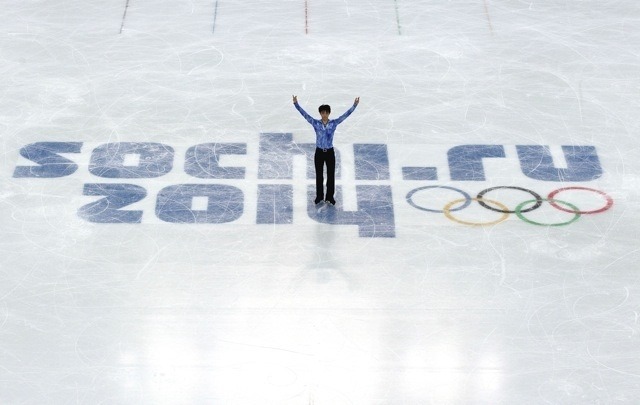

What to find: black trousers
left=314, top=147, right=335, bottom=202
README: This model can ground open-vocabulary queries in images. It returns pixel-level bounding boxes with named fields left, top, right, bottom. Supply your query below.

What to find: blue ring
left=406, top=185, right=472, bottom=213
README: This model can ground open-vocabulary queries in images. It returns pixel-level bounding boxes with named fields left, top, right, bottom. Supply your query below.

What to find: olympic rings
left=515, top=199, right=581, bottom=226
left=406, top=185, right=472, bottom=213
left=405, top=185, right=613, bottom=226
left=444, top=198, right=510, bottom=226
left=477, top=186, right=543, bottom=213
left=547, top=187, right=614, bottom=214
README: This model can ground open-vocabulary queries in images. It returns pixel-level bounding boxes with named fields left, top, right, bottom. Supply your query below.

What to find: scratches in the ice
left=597, top=248, right=640, bottom=275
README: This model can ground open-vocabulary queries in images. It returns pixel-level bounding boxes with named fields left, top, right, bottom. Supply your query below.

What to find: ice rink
left=1, top=0, right=639, bottom=403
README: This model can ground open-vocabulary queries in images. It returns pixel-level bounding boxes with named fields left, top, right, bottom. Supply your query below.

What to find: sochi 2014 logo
left=11, top=133, right=613, bottom=237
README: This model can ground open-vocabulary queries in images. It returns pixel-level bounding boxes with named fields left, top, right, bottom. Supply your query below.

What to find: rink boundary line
left=482, top=0, right=494, bottom=35
left=305, top=0, right=309, bottom=34
left=119, top=0, right=131, bottom=34
left=394, top=0, right=402, bottom=35
left=212, top=0, right=220, bottom=34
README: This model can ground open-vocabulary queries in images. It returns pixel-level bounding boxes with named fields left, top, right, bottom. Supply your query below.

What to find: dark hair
left=318, top=104, right=331, bottom=114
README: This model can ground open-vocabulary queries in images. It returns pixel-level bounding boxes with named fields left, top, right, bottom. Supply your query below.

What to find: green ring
left=515, top=199, right=581, bottom=226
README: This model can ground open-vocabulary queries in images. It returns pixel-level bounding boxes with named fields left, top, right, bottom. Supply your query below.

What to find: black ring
left=477, top=186, right=543, bottom=214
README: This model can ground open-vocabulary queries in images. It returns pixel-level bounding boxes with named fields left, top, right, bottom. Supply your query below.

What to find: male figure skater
left=293, top=95, right=360, bottom=205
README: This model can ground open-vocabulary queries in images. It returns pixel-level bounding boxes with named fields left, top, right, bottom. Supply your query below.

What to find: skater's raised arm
left=334, top=97, right=360, bottom=125
left=292, top=95, right=315, bottom=124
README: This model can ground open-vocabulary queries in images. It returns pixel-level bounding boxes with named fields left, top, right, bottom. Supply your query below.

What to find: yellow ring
left=443, top=198, right=510, bottom=226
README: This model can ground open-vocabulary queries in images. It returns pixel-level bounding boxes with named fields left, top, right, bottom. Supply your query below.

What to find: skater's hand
left=354, top=97, right=360, bottom=105
left=292, top=95, right=298, bottom=104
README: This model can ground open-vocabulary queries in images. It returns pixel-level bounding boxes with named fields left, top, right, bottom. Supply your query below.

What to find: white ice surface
left=1, top=1, right=640, bottom=404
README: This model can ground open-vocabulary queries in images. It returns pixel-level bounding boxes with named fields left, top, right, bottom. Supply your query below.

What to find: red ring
left=547, top=187, right=613, bottom=214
